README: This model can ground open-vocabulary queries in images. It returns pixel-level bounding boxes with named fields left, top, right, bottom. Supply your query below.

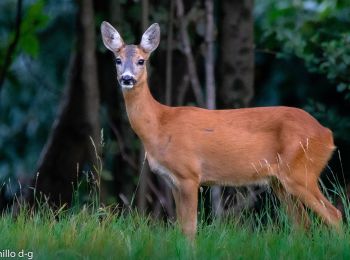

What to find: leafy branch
left=0, top=0, right=23, bottom=91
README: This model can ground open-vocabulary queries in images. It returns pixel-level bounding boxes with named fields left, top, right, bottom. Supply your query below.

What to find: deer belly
left=199, top=153, right=274, bottom=187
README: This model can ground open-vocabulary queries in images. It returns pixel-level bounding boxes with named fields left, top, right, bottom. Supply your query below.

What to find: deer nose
left=121, top=75, right=136, bottom=85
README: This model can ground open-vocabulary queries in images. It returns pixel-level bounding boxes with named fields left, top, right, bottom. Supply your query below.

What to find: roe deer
left=101, top=22, right=342, bottom=239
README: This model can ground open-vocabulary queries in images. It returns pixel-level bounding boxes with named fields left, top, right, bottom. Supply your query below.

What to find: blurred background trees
left=0, top=0, right=349, bottom=218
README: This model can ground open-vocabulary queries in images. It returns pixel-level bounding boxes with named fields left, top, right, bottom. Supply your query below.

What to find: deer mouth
left=120, top=82, right=134, bottom=89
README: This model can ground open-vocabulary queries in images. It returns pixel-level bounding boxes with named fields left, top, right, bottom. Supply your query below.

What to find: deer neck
left=122, top=81, right=163, bottom=145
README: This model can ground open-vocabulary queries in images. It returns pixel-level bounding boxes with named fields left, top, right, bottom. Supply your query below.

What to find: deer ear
left=140, top=23, right=160, bottom=53
left=101, top=21, right=124, bottom=52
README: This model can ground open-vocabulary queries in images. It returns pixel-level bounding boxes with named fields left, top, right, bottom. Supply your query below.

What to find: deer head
left=101, top=22, right=160, bottom=90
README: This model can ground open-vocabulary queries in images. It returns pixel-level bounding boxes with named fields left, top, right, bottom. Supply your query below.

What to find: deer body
left=101, top=22, right=342, bottom=239
left=125, top=79, right=334, bottom=188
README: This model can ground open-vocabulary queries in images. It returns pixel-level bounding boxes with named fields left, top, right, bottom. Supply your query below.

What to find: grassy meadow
left=1, top=148, right=349, bottom=260
left=0, top=198, right=350, bottom=260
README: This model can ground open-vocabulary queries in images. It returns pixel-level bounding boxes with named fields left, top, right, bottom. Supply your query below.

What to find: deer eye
left=137, top=59, right=145, bottom=66
left=115, top=58, right=122, bottom=65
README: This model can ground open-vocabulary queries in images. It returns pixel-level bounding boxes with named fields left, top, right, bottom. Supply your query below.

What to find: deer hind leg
left=309, top=185, right=342, bottom=224
left=278, top=153, right=342, bottom=227
left=281, top=178, right=341, bottom=227
left=277, top=140, right=342, bottom=228
left=271, top=178, right=310, bottom=229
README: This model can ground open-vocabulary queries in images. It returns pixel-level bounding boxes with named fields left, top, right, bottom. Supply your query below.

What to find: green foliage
left=18, top=0, right=49, bottom=57
left=255, top=0, right=350, bottom=156
left=255, top=0, right=350, bottom=97
left=0, top=0, right=76, bottom=195
left=305, top=100, right=350, bottom=139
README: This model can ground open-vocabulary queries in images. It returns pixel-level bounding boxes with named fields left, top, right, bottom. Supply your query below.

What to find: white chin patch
left=121, top=84, right=134, bottom=90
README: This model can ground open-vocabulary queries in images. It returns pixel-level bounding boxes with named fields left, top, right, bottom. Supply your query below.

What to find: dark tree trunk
left=176, top=0, right=205, bottom=107
left=219, top=0, right=254, bottom=108
left=162, top=0, right=176, bottom=220
left=95, top=0, right=138, bottom=208
left=27, top=0, right=100, bottom=206
left=204, top=0, right=223, bottom=217
left=217, top=0, right=257, bottom=215
left=137, top=0, right=151, bottom=214
left=165, top=0, right=174, bottom=106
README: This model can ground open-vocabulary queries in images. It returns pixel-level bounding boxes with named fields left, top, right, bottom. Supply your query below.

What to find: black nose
left=121, top=75, right=136, bottom=85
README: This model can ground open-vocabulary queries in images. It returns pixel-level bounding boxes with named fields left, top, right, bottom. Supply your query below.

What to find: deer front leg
left=173, top=179, right=199, bottom=240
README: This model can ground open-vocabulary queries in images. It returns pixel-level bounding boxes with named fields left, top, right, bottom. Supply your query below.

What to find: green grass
left=0, top=204, right=350, bottom=260
left=2, top=140, right=349, bottom=259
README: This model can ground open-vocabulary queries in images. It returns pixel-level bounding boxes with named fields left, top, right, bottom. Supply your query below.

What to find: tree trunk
left=204, top=0, right=223, bottom=217
left=137, top=0, right=151, bottom=213
left=205, top=0, right=216, bottom=110
left=161, top=0, right=176, bottom=220
left=27, top=0, right=100, bottom=206
left=217, top=0, right=255, bottom=216
left=175, top=0, right=205, bottom=107
left=219, top=0, right=254, bottom=108
left=165, top=0, right=174, bottom=106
